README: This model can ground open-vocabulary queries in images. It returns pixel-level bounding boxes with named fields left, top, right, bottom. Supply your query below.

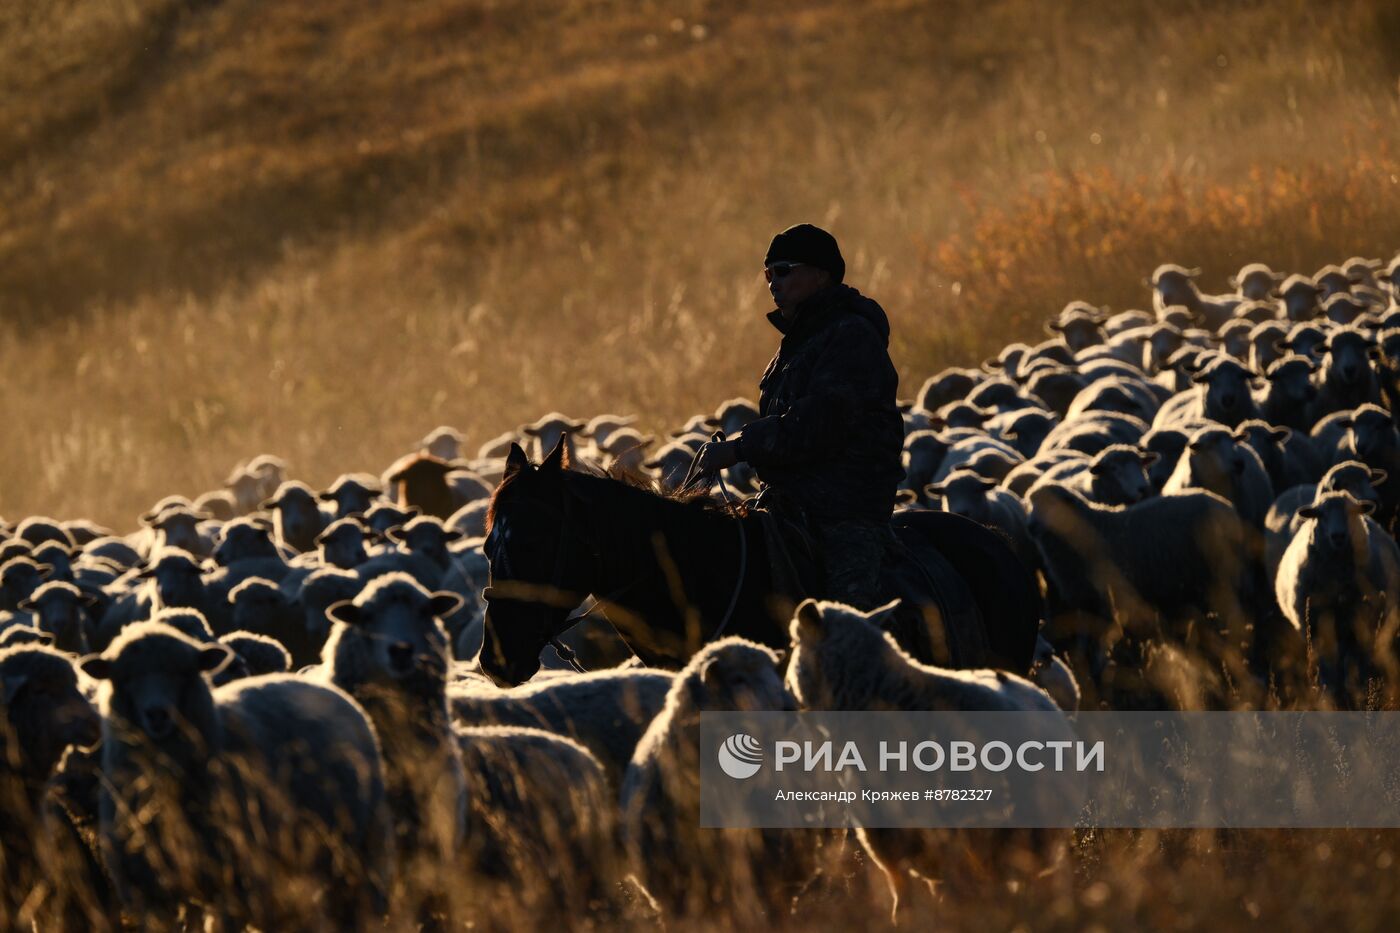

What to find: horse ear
left=541, top=437, right=567, bottom=473
left=504, top=443, right=531, bottom=478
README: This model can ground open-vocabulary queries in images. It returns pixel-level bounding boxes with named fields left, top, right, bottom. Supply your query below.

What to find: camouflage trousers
left=814, top=518, right=896, bottom=611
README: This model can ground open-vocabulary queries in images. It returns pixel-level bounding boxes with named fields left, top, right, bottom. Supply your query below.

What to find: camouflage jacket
left=738, top=283, right=905, bottom=522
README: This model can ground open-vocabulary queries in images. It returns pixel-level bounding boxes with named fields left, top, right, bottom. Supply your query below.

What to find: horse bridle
left=483, top=488, right=644, bottom=674
left=484, top=442, right=749, bottom=675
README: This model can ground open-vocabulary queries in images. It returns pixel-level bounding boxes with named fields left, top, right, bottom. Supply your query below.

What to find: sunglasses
left=764, top=261, right=808, bottom=282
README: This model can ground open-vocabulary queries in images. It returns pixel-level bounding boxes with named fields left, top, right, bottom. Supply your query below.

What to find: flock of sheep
left=3, top=252, right=1400, bottom=926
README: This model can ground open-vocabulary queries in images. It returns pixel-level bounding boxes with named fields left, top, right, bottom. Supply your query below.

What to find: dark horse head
left=479, top=438, right=600, bottom=686
left=479, top=436, right=783, bottom=686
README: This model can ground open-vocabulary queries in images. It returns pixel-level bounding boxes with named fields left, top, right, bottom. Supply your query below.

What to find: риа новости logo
left=718, top=733, right=764, bottom=779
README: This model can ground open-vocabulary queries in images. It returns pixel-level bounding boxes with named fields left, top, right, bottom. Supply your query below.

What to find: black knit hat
left=765, top=223, right=845, bottom=284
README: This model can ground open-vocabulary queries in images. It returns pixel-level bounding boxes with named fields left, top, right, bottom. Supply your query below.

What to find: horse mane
left=486, top=458, right=745, bottom=536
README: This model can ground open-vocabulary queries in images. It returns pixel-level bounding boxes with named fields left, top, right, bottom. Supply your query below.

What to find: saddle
left=753, top=498, right=1038, bottom=674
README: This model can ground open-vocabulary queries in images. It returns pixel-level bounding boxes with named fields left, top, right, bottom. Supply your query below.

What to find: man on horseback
left=694, top=223, right=905, bottom=610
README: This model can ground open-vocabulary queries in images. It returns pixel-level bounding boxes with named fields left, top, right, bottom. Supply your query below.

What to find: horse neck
left=564, top=472, right=762, bottom=652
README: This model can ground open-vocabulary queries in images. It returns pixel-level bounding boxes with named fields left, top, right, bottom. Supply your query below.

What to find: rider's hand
left=695, top=440, right=741, bottom=473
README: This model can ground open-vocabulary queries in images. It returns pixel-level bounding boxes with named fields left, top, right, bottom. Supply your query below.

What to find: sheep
left=1040, top=411, right=1149, bottom=456
left=218, top=631, right=291, bottom=681
left=446, top=499, right=491, bottom=539
left=1162, top=426, right=1275, bottom=528
left=1157, top=304, right=1201, bottom=330
left=1029, top=444, right=1157, bottom=506
left=1045, top=302, right=1107, bottom=352
left=448, top=667, right=675, bottom=792
left=644, top=439, right=701, bottom=493
left=1066, top=376, right=1160, bottom=424
left=1107, top=322, right=1186, bottom=374
left=16, top=580, right=97, bottom=654
left=1258, top=354, right=1319, bottom=432
left=1231, top=263, right=1285, bottom=301
left=362, top=502, right=421, bottom=541
left=0, top=645, right=106, bottom=926
left=620, top=637, right=815, bottom=923
left=1221, top=319, right=1256, bottom=362
left=785, top=599, right=1070, bottom=920
left=1333, top=404, right=1400, bottom=529
left=1023, top=366, right=1090, bottom=417
left=0, top=555, right=50, bottom=612
left=596, top=427, right=655, bottom=475
left=1230, top=299, right=1282, bottom=326
left=323, top=573, right=616, bottom=917
left=1149, top=264, right=1240, bottom=329
left=1323, top=293, right=1372, bottom=326
left=1001, top=449, right=1086, bottom=497
left=1280, top=320, right=1329, bottom=361
left=1030, top=634, right=1082, bottom=713
left=1311, top=327, right=1382, bottom=421
left=965, top=376, right=1041, bottom=413
left=1026, top=484, right=1259, bottom=657
left=930, top=435, right=1023, bottom=484
left=292, top=566, right=363, bottom=655
left=1314, top=264, right=1354, bottom=300
left=383, top=451, right=459, bottom=520
left=81, top=535, right=142, bottom=570
left=1102, top=308, right=1156, bottom=335
left=193, top=490, right=238, bottom=522
left=583, top=413, right=638, bottom=451
left=925, top=469, right=1037, bottom=567
left=94, top=548, right=216, bottom=650
left=139, top=502, right=214, bottom=559
left=1278, top=274, right=1322, bottom=322
left=916, top=368, right=983, bottom=412
left=320, top=473, right=385, bottom=520
left=81, top=622, right=392, bottom=926
left=1264, top=460, right=1388, bottom=578
left=1154, top=345, right=1211, bottom=394
left=706, top=397, right=760, bottom=437
left=931, top=399, right=995, bottom=431
left=1275, top=492, right=1400, bottom=701
left=13, top=517, right=74, bottom=550
left=62, top=520, right=111, bottom=547
left=1153, top=355, right=1261, bottom=429
left=986, top=407, right=1058, bottom=459
left=1140, top=426, right=1190, bottom=492
left=419, top=425, right=466, bottom=462
left=1249, top=319, right=1290, bottom=374
left=259, top=480, right=327, bottom=553
left=0, top=626, right=53, bottom=648
left=522, top=412, right=588, bottom=463
left=1341, top=256, right=1383, bottom=290
left=445, top=469, right=495, bottom=509
left=1234, top=420, right=1322, bottom=493
left=477, top=430, right=522, bottom=461
left=227, top=575, right=317, bottom=665
left=316, top=516, right=372, bottom=569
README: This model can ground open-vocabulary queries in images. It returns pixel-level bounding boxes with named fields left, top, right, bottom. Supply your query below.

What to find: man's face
left=767, top=262, right=829, bottom=315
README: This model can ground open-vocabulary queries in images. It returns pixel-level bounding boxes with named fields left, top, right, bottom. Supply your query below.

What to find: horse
left=478, top=438, right=1042, bottom=687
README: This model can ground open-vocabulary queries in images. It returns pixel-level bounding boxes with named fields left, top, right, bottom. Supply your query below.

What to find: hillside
left=3, top=0, right=1400, bottom=526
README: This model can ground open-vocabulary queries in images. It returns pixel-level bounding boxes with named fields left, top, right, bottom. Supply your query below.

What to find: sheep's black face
left=1326, top=333, right=1373, bottom=386
left=1, top=652, right=99, bottom=780
left=336, top=583, right=456, bottom=692
left=1349, top=413, right=1397, bottom=461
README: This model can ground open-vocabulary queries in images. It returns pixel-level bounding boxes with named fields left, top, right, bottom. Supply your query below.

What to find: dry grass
left=6, top=8, right=1400, bottom=921
left=3, top=0, right=1400, bottom=529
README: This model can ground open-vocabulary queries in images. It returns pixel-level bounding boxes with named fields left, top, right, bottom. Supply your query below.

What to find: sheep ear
left=78, top=656, right=111, bottom=682
left=866, top=598, right=903, bottom=628
left=1298, top=505, right=1319, bottom=519
left=982, top=357, right=1004, bottom=371
left=1140, top=451, right=1161, bottom=466
left=326, top=600, right=361, bottom=627
left=385, top=527, right=405, bottom=543
left=1337, top=418, right=1356, bottom=430
left=504, top=444, right=532, bottom=479
left=430, top=592, right=465, bottom=619
left=1187, top=267, right=1203, bottom=277
left=1089, top=460, right=1106, bottom=476
left=1371, top=468, right=1388, bottom=487
left=923, top=484, right=943, bottom=499
left=443, top=529, right=464, bottom=542
left=1271, top=427, right=1293, bottom=443
left=16, top=597, right=33, bottom=611
left=135, top=566, right=156, bottom=580
left=1045, top=321, right=1064, bottom=334
left=794, top=598, right=824, bottom=633
left=1357, top=500, right=1377, bottom=515
left=198, top=644, right=234, bottom=674
left=894, top=489, right=919, bottom=506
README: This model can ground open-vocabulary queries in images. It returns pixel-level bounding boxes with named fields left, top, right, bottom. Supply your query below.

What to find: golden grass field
left=7, top=2, right=1400, bottom=929
left=4, top=0, right=1400, bottom=531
